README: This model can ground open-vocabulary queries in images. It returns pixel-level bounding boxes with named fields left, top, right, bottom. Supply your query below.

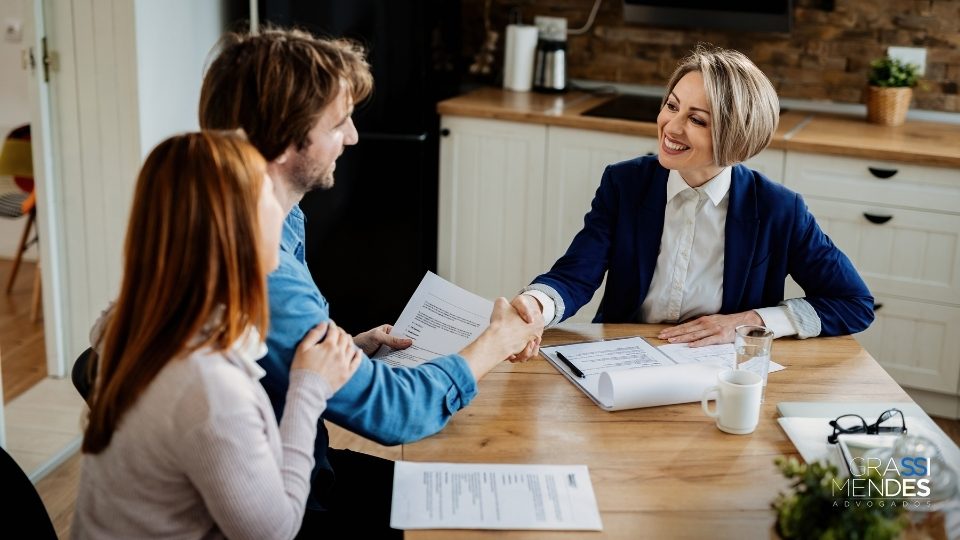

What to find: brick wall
left=462, top=0, right=960, bottom=112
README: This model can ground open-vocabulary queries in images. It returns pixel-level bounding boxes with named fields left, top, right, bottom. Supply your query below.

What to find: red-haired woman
left=73, top=132, right=361, bottom=539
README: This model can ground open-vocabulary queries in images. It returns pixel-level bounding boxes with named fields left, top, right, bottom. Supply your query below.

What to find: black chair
left=0, top=446, right=57, bottom=539
left=72, top=347, right=96, bottom=404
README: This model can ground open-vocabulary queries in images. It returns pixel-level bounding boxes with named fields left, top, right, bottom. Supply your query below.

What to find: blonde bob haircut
left=663, top=44, right=779, bottom=166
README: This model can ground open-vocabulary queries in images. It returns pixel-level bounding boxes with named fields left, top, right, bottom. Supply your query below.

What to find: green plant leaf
left=771, top=456, right=908, bottom=539
left=868, top=56, right=920, bottom=87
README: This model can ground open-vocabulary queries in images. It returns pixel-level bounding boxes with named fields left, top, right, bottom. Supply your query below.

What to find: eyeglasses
left=827, top=408, right=907, bottom=444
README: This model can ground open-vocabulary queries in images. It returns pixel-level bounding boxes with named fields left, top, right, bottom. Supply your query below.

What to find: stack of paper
left=540, top=339, right=785, bottom=411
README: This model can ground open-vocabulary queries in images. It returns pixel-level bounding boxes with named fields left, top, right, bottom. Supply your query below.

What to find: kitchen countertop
left=437, top=87, right=960, bottom=167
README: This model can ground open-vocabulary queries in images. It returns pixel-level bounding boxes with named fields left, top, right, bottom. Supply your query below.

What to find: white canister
left=503, top=24, right=538, bottom=92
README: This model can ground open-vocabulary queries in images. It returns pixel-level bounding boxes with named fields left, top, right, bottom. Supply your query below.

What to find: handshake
left=505, top=293, right=547, bottom=363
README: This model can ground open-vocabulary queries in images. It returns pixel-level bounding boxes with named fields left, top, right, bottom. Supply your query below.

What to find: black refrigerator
left=260, top=0, right=462, bottom=333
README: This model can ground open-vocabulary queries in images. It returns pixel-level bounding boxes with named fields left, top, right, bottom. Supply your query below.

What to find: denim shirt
left=258, top=205, right=477, bottom=501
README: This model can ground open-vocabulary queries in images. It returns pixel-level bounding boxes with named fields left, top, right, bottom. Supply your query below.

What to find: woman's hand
left=292, top=322, right=363, bottom=393
left=353, top=324, right=413, bottom=356
left=657, top=311, right=764, bottom=347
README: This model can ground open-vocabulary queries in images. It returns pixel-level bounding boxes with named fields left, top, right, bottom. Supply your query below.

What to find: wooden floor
left=1, top=259, right=46, bottom=404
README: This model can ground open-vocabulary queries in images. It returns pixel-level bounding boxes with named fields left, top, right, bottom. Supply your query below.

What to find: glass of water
left=735, top=325, right=774, bottom=402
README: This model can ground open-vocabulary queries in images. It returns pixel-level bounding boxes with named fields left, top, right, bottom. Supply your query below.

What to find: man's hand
left=507, top=294, right=545, bottom=362
left=353, top=324, right=414, bottom=356
left=657, top=311, right=764, bottom=347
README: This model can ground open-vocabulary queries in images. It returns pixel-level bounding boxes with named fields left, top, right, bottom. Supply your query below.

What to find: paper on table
left=373, top=272, right=493, bottom=368
left=597, top=362, right=726, bottom=410
left=540, top=337, right=724, bottom=411
left=658, top=342, right=786, bottom=375
left=776, top=416, right=842, bottom=466
left=776, top=416, right=960, bottom=468
left=390, top=461, right=603, bottom=531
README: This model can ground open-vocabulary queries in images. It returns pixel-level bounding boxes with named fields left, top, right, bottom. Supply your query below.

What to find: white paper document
left=373, top=272, right=493, bottom=368
left=658, top=342, right=786, bottom=374
left=540, top=336, right=724, bottom=411
left=541, top=339, right=788, bottom=411
left=776, top=416, right=960, bottom=470
left=390, top=461, right=603, bottom=531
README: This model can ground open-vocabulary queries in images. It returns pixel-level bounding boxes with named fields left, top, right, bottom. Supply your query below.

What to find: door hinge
left=41, top=36, right=51, bottom=82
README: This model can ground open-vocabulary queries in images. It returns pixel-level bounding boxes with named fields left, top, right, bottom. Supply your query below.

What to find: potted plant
left=866, top=56, right=921, bottom=127
left=772, top=457, right=908, bottom=539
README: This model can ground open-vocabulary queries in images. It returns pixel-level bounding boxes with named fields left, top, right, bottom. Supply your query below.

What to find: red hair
left=83, top=131, right=269, bottom=453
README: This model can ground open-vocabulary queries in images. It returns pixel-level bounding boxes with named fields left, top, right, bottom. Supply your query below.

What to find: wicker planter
left=866, top=86, right=912, bottom=126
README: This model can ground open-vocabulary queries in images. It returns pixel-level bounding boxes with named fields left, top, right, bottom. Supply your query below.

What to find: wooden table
left=402, top=323, right=912, bottom=539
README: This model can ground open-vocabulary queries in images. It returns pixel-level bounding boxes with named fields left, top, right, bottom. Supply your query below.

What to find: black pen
left=555, top=351, right=586, bottom=378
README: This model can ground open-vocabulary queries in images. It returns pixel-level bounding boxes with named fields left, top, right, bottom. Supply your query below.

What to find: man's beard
left=289, top=156, right=335, bottom=194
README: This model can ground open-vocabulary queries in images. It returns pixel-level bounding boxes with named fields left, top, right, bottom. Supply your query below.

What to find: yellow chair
left=0, top=124, right=41, bottom=322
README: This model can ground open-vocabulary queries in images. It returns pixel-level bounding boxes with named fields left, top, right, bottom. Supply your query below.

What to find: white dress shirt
left=640, top=168, right=729, bottom=323
left=525, top=167, right=806, bottom=338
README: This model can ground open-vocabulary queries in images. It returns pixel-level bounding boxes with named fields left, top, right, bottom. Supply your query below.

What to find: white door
left=0, top=0, right=60, bottom=451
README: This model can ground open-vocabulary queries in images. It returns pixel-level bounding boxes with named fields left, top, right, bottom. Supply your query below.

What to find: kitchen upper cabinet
left=437, top=116, right=548, bottom=301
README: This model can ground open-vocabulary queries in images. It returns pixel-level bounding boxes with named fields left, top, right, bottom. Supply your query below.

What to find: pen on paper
left=556, top=351, right=586, bottom=378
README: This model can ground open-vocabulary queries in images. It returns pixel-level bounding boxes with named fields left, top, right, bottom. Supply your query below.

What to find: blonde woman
left=514, top=45, right=873, bottom=347
left=73, top=132, right=361, bottom=539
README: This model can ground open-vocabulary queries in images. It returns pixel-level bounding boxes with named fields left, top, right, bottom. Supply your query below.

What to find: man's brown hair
left=199, top=27, right=373, bottom=161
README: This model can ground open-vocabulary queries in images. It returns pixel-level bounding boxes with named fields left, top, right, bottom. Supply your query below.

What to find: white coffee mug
left=701, top=369, right=763, bottom=435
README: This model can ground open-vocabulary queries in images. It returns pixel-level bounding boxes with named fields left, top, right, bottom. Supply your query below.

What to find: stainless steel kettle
left=533, top=38, right=567, bottom=93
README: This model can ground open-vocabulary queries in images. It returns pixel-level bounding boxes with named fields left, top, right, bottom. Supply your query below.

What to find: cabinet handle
left=863, top=213, right=893, bottom=224
left=867, top=167, right=897, bottom=179
left=645, top=152, right=655, bottom=156
left=440, top=128, right=451, bottom=137
left=873, top=302, right=884, bottom=312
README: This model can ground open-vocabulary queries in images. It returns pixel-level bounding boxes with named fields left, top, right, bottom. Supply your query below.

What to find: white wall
left=134, top=0, right=224, bottom=158
left=0, top=0, right=35, bottom=261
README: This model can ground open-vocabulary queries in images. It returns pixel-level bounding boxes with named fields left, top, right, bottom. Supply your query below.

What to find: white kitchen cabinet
left=437, top=116, right=548, bottom=301
left=744, top=149, right=786, bottom=181
left=856, top=296, right=960, bottom=395
left=799, top=198, right=960, bottom=306
left=783, top=151, right=960, bottom=412
left=542, top=127, right=657, bottom=321
left=783, top=152, right=960, bottom=214
left=543, top=127, right=657, bottom=262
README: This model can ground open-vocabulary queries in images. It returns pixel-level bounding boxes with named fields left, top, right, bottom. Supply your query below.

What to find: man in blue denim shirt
left=199, top=29, right=543, bottom=538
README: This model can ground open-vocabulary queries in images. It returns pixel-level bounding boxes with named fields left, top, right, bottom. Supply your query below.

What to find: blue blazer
left=532, top=156, right=874, bottom=337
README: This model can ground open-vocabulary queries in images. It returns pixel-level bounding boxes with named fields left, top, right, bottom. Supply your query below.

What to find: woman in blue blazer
left=513, top=45, right=874, bottom=347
